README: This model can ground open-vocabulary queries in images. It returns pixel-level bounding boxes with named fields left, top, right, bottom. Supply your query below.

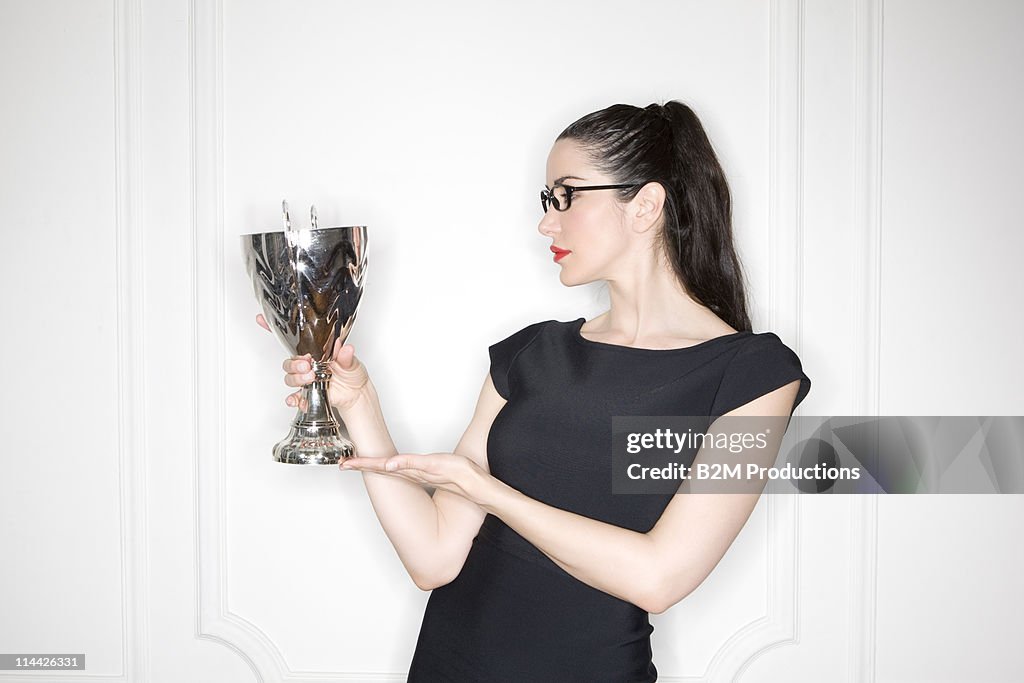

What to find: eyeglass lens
left=541, top=185, right=570, bottom=213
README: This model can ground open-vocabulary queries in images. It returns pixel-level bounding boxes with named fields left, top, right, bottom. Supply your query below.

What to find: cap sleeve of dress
left=710, top=333, right=811, bottom=418
left=487, top=320, right=549, bottom=401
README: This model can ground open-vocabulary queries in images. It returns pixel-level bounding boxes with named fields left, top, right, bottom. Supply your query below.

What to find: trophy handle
left=272, top=360, right=355, bottom=464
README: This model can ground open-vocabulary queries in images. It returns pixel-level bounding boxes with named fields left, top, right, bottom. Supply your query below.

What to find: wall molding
left=0, top=3, right=147, bottom=681
left=767, top=0, right=805, bottom=346
left=189, top=0, right=267, bottom=680
left=852, top=0, right=883, bottom=681
left=114, top=0, right=151, bottom=680
left=188, top=1, right=406, bottom=680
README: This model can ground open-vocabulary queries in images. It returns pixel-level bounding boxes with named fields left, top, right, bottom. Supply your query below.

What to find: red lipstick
left=550, top=245, right=571, bottom=263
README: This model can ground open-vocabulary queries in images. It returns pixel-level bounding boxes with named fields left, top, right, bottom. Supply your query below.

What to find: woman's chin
left=558, top=271, right=591, bottom=288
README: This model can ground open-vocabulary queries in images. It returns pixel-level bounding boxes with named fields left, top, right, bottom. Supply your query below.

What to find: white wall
left=1, top=0, right=1021, bottom=681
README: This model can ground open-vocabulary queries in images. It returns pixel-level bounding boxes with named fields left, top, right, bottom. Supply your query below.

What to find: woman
left=258, top=100, right=811, bottom=682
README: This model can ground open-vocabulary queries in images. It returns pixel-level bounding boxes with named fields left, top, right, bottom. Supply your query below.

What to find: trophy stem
left=298, top=361, right=336, bottom=426
left=272, top=360, right=356, bottom=465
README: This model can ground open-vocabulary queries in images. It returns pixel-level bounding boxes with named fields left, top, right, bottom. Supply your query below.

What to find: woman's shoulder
left=712, top=329, right=811, bottom=416
left=721, top=330, right=810, bottom=393
left=488, top=318, right=580, bottom=363
left=487, top=319, right=574, bottom=399
left=492, top=317, right=576, bottom=342
left=733, top=330, right=802, bottom=359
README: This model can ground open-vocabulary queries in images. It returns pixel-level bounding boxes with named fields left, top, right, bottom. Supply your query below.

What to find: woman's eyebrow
left=551, top=175, right=585, bottom=185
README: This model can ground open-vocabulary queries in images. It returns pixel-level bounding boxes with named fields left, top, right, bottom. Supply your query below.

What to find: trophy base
left=273, top=423, right=354, bottom=465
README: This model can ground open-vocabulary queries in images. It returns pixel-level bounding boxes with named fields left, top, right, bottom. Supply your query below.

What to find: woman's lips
left=550, top=245, right=571, bottom=262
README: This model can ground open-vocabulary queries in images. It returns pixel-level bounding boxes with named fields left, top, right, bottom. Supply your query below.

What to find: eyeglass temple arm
left=561, top=183, right=638, bottom=191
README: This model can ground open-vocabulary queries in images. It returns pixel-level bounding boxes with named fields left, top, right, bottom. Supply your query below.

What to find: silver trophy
left=240, top=200, right=368, bottom=464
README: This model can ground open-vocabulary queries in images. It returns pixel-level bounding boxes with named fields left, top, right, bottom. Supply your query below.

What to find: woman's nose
left=538, top=209, right=560, bottom=238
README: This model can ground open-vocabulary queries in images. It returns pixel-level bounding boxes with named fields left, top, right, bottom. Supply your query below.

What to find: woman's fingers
left=281, top=354, right=313, bottom=373
left=283, top=370, right=316, bottom=388
left=332, top=338, right=356, bottom=368
left=256, top=313, right=270, bottom=331
left=282, top=354, right=314, bottom=387
left=285, top=391, right=306, bottom=410
left=282, top=355, right=316, bottom=390
left=332, top=341, right=366, bottom=377
left=341, top=458, right=424, bottom=482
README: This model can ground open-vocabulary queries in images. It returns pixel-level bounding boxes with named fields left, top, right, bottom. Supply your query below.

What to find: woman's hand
left=256, top=313, right=371, bottom=412
left=340, top=452, right=495, bottom=506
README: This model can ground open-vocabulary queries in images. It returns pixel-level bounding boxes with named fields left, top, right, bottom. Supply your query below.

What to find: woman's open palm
left=255, top=313, right=371, bottom=412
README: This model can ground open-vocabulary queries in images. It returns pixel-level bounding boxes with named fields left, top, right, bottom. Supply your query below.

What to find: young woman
left=258, top=100, right=811, bottom=682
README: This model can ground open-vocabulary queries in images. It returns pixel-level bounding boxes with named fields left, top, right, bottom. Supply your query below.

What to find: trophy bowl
left=240, top=208, right=368, bottom=464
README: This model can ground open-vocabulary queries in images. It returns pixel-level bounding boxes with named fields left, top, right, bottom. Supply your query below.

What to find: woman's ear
left=630, top=181, right=667, bottom=233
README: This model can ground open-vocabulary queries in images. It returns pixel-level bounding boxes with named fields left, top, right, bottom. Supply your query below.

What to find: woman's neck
left=590, top=260, right=736, bottom=344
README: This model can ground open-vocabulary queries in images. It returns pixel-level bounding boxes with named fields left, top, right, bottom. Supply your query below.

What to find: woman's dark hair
left=556, top=100, right=752, bottom=333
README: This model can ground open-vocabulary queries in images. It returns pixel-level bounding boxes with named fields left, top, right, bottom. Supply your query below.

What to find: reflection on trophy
left=240, top=200, right=368, bottom=464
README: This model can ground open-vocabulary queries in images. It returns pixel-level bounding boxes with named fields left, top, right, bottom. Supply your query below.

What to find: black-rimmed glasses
left=540, top=183, right=641, bottom=214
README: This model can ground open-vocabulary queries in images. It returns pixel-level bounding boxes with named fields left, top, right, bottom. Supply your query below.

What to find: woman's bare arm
left=422, top=373, right=506, bottom=588
left=342, top=373, right=504, bottom=590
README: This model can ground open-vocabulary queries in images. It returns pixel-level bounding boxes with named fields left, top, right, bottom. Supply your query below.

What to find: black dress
left=407, top=318, right=811, bottom=682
